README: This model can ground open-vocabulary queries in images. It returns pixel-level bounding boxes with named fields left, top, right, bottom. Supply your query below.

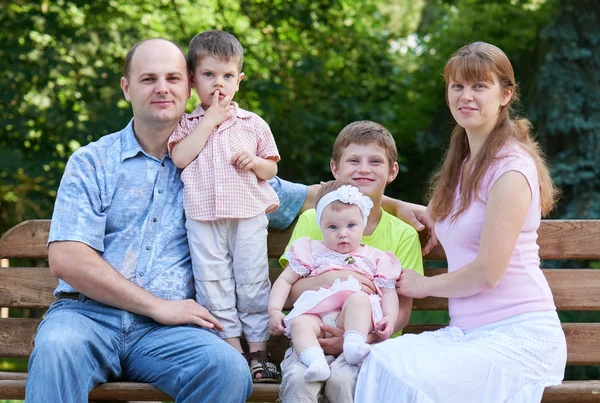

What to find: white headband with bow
left=316, top=185, right=374, bottom=228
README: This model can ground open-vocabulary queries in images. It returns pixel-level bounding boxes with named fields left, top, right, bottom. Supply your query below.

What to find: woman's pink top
left=435, top=144, right=556, bottom=330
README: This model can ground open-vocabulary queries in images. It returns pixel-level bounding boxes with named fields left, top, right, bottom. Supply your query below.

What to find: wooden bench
left=1, top=219, right=599, bottom=402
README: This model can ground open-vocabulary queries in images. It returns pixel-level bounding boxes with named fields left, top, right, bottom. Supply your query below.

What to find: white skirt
left=355, top=310, right=566, bottom=403
left=284, top=275, right=383, bottom=337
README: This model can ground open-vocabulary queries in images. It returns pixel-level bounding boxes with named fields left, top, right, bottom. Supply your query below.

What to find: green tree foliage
left=385, top=0, right=559, bottom=201
left=532, top=0, right=600, bottom=219
left=0, top=0, right=415, bottom=233
left=2, top=0, right=598, bottom=236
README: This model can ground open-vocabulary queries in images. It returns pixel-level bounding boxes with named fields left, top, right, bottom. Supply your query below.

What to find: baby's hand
left=374, top=315, right=395, bottom=340
left=231, top=150, right=258, bottom=171
left=269, top=310, right=286, bottom=336
left=204, top=90, right=234, bottom=127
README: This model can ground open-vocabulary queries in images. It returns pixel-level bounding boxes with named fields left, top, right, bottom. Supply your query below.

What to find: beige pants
left=186, top=214, right=270, bottom=342
left=278, top=346, right=359, bottom=403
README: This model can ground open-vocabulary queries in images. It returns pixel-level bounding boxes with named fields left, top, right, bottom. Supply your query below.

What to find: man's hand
left=318, top=324, right=344, bottom=356
left=150, top=299, right=224, bottom=331
left=203, top=90, right=234, bottom=127
left=374, top=315, right=395, bottom=340
left=396, top=269, right=430, bottom=299
left=231, top=150, right=258, bottom=171
left=395, top=201, right=437, bottom=255
left=269, top=310, right=286, bottom=336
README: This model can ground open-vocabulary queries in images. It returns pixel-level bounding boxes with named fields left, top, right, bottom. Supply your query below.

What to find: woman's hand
left=396, top=269, right=430, bottom=299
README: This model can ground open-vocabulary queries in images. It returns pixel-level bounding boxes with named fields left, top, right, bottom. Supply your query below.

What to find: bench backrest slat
left=3, top=220, right=600, bottom=261
left=3, top=267, right=600, bottom=311
left=0, top=268, right=57, bottom=308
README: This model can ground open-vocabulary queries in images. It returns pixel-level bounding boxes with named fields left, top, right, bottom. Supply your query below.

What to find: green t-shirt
left=279, top=208, right=424, bottom=275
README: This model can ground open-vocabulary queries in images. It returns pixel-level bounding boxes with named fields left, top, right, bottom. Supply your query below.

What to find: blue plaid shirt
left=49, top=120, right=306, bottom=299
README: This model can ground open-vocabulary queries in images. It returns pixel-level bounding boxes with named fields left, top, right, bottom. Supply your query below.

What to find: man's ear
left=388, top=161, right=399, bottom=183
left=121, top=77, right=131, bottom=102
left=330, top=159, right=340, bottom=179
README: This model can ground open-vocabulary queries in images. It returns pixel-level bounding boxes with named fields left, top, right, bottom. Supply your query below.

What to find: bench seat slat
left=1, top=375, right=598, bottom=402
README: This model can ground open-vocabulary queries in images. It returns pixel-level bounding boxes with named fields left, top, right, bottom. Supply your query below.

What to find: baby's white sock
left=299, top=346, right=331, bottom=382
left=343, top=330, right=371, bottom=365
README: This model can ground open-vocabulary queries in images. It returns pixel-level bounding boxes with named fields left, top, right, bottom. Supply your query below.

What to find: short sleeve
left=267, top=177, right=308, bottom=230
left=482, top=152, right=538, bottom=202
left=282, top=237, right=315, bottom=277
left=253, top=117, right=280, bottom=162
left=48, top=149, right=107, bottom=252
left=374, top=251, right=402, bottom=289
left=167, top=115, right=193, bottom=156
left=278, top=210, right=321, bottom=267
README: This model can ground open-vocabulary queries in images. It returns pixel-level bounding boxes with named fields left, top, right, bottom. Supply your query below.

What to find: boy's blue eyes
left=202, top=73, right=235, bottom=79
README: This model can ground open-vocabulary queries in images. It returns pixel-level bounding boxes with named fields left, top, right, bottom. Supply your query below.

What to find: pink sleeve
left=373, top=251, right=402, bottom=289
left=167, top=115, right=194, bottom=156
left=283, top=237, right=314, bottom=277
left=253, top=117, right=280, bottom=162
left=481, top=148, right=538, bottom=202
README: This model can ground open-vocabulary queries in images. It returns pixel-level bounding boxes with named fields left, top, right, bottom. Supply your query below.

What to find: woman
left=355, top=42, right=566, bottom=403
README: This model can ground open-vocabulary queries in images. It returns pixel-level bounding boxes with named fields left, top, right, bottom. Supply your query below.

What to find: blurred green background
left=1, top=0, right=599, bottom=395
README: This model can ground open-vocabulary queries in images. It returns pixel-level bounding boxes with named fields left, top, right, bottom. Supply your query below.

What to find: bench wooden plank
left=0, top=220, right=50, bottom=260
left=3, top=267, right=599, bottom=311
left=2, top=318, right=599, bottom=365
left=543, top=381, right=600, bottom=403
left=3, top=219, right=600, bottom=260
left=1, top=375, right=598, bottom=402
left=0, top=267, right=58, bottom=308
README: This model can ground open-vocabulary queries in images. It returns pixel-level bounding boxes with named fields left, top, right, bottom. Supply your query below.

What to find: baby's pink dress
left=283, top=237, right=402, bottom=336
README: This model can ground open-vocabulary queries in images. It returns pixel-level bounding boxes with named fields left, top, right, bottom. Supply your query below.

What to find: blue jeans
left=25, top=297, right=252, bottom=403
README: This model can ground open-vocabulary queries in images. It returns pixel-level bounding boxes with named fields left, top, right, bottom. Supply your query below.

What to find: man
left=25, top=38, right=253, bottom=403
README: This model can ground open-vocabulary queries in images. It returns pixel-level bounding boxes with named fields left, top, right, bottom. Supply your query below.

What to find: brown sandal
left=245, top=350, right=281, bottom=383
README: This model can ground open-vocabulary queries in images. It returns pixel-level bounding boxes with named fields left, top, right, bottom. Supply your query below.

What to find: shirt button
left=139, top=272, right=144, bottom=277
left=145, top=246, right=151, bottom=251
left=158, top=189, right=163, bottom=194
left=161, top=162, right=166, bottom=167
left=153, top=217, right=157, bottom=222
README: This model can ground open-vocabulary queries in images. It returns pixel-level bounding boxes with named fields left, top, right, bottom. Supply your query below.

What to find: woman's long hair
left=427, top=42, right=557, bottom=221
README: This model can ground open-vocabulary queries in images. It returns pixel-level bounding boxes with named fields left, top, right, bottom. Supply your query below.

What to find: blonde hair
left=428, top=42, right=557, bottom=220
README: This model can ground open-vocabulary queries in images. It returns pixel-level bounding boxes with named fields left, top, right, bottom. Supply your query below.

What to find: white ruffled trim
left=375, top=277, right=396, bottom=289
left=312, top=252, right=377, bottom=277
left=284, top=276, right=383, bottom=337
left=284, top=251, right=310, bottom=277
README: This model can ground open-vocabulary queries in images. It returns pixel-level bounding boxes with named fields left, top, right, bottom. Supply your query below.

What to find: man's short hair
left=123, top=38, right=188, bottom=79
left=188, top=30, right=243, bottom=73
left=331, top=121, right=398, bottom=169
